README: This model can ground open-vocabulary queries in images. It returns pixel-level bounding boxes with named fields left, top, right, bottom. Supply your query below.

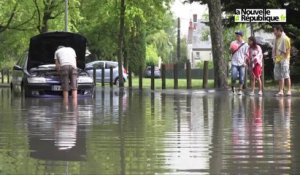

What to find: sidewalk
left=125, top=86, right=300, bottom=97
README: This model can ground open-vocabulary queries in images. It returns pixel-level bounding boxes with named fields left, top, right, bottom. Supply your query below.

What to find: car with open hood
left=11, top=32, right=94, bottom=97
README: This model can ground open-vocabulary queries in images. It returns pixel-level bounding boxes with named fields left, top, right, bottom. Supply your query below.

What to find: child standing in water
left=247, top=36, right=263, bottom=96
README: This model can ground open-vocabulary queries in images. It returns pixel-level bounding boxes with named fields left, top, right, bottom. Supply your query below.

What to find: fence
left=0, top=61, right=213, bottom=90
left=125, top=60, right=213, bottom=90
left=0, top=69, right=10, bottom=85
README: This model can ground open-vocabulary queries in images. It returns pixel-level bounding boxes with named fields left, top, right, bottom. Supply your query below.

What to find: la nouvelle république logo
left=235, top=9, right=286, bottom=23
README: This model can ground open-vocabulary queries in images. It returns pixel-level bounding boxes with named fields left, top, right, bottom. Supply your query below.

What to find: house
left=187, top=14, right=212, bottom=68
left=186, top=14, right=275, bottom=69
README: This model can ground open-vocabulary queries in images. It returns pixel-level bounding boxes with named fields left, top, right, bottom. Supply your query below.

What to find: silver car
left=144, top=66, right=161, bottom=78
left=85, top=61, right=128, bottom=85
left=11, top=32, right=95, bottom=97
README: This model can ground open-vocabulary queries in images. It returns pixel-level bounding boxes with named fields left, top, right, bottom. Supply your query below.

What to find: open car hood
left=27, top=32, right=87, bottom=71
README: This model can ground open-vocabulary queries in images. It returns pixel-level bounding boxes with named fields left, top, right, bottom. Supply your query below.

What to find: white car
left=85, top=61, right=128, bottom=85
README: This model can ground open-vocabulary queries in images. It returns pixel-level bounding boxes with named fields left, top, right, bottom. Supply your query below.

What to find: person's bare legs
left=278, top=79, right=284, bottom=94
left=257, top=77, right=262, bottom=93
left=63, top=90, right=69, bottom=106
left=251, top=76, right=255, bottom=93
left=70, top=67, right=78, bottom=102
left=72, top=91, right=78, bottom=109
left=72, top=89, right=77, bottom=100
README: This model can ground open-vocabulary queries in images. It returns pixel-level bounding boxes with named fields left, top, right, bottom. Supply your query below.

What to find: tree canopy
left=190, top=0, right=300, bottom=48
left=0, top=0, right=176, bottom=73
left=0, top=0, right=83, bottom=68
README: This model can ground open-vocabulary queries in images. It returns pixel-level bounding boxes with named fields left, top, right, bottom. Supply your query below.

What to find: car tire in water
left=90, top=87, right=96, bottom=98
left=10, top=83, right=16, bottom=96
left=22, top=81, right=32, bottom=97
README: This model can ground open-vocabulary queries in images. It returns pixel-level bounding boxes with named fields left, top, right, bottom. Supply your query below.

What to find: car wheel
left=92, top=87, right=96, bottom=98
left=87, top=86, right=96, bottom=98
left=24, top=88, right=32, bottom=97
left=11, top=83, right=16, bottom=95
left=22, top=81, right=32, bottom=97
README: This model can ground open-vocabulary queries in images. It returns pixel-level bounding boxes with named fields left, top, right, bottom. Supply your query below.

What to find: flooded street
left=0, top=87, right=300, bottom=174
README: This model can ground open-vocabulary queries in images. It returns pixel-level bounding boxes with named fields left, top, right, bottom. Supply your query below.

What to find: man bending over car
left=54, top=46, right=78, bottom=104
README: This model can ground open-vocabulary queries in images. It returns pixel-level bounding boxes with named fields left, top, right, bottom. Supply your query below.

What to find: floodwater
left=0, top=87, right=300, bottom=175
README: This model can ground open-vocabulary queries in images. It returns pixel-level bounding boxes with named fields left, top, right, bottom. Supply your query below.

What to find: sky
left=171, top=0, right=207, bottom=37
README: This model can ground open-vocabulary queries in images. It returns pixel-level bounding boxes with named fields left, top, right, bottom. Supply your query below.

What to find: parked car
left=85, top=61, right=128, bottom=85
left=144, top=66, right=161, bottom=78
left=11, top=32, right=95, bottom=97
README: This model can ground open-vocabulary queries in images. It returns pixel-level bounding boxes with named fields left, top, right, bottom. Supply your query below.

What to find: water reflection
left=23, top=98, right=93, bottom=163
left=0, top=88, right=300, bottom=174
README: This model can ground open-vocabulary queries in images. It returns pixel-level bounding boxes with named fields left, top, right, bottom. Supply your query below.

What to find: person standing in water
left=230, top=31, right=249, bottom=95
left=272, top=25, right=292, bottom=96
left=247, top=36, right=263, bottom=96
left=54, top=46, right=78, bottom=105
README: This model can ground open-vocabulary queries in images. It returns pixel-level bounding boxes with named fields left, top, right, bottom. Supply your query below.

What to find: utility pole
left=177, top=18, right=181, bottom=62
left=65, top=0, right=68, bottom=32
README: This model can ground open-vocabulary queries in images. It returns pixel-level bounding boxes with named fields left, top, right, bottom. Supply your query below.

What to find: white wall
left=193, top=50, right=212, bottom=61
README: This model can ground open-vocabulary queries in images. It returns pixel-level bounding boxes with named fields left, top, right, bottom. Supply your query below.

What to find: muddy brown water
left=0, top=88, right=299, bottom=174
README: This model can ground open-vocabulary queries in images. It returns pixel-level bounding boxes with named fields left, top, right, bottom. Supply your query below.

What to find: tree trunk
left=117, top=0, right=125, bottom=87
left=207, top=0, right=228, bottom=88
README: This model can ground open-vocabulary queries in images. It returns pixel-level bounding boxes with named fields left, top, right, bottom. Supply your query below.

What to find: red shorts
left=252, top=64, right=262, bottom=79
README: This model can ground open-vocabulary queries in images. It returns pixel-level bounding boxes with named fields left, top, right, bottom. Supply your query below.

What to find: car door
left=94, top=61, right=105, bottom=81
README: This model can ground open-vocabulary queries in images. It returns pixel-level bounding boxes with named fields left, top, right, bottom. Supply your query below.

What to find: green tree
left=146, top=44, right=159, bottom=65
left=126, top=21, right=146, bottom=73
left=117, top=0, right=125, bottom=87
left=146, top=29, right=174, bottom=63
left=125, top=2, right=147, bottom=73
left=32, top=0, right=82, bottom=33
left=0, top=0, right=82, bottom=65
left=0, top=1, right=36, bottom=33
left=79, top=0, right=119, bottom=59
left=79, top=0, right=174, bottom=74
left=188, top=0, right=228, bottom=88
left=0, top=0, right=174, bottom=73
